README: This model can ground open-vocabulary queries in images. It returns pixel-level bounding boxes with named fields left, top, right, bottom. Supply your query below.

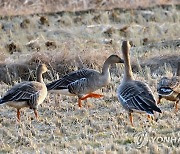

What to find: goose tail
left=0, top=99, right=6, bottom=105
left=153, top=105, right=162, bottom=113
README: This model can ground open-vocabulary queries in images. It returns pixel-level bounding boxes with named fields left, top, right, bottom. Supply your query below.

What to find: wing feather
left=0, top=82, right=40, bottom=106
left=157, top=76, right=180, bottom=95
left=68, top=78, right=90, bottom=95
left=118, top=81, right=161, bottom=114
left=46, top=69, right=95, bottom=90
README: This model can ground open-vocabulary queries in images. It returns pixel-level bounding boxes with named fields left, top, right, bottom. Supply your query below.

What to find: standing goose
left=157, top=62, right=180, bottom=112
left=0, top=64, right=48, bottom=121
left=47, top=55, right=124, bottom=107
left=117, top=41, right=162, bottom=126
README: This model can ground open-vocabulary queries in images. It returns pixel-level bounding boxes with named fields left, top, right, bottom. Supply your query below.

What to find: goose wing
left=67, top=78, right=91, bottom=95
left=46, top=69, right=97, bottom=90
left=157, top=76, right=180, bottom=96
left=118, top=81, right=161, bottom=114
left=0, top=81, right=42, bottom=108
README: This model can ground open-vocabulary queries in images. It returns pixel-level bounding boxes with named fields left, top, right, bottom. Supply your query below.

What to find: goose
left=47, top=55, right=124, bottom=107
left=117, top=41, right=162, bottom=126
left=0, top=64, right=48, bottom=121
left=157, top=62, right=180, bottom=112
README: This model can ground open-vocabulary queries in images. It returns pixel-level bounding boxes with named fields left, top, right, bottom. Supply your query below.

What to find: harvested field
left=0, top=0, right=180, bottom=153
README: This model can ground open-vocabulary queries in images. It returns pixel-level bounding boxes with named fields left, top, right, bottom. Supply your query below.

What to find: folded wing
left=46, top=69, right=95, bottom=90
left=0, top=82, right=41, bottom=108
left=118, top=81, right=161, bottom=114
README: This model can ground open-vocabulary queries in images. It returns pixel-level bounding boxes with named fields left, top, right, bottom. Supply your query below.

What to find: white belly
left=38, top=88, right=48, bottom=105
left=7, top=101, right=28, bottom=109
left=132, top=109, right=149, bottom=114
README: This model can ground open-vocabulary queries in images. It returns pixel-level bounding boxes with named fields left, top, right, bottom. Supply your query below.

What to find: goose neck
left=123, top=52, right=133, bottom=81
left=37, top=71, right=44, bottom=83
left=102, top=60, right=110, bottom=75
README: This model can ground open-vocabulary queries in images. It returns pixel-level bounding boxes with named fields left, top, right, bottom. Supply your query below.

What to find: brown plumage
left=47, top=55, right=124, bottom=107
left=117, top=41, right=161, bottom=126
left=0, top=64, right=48, bottom=121
left=157, top=62, right=180, bottom=112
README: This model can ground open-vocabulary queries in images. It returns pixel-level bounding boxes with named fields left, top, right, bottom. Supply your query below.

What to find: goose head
left=106, top=55, right=124, bottom=64
left=37, top=64, right=48, bottom=74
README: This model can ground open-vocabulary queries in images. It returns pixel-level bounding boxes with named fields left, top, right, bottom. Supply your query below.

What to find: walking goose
left=157, top=62, right=180, bottom=112
left=117, top=41, right=162, bottom=126
left=0, top=64, right=48, bottom=121
left=47, top=55, right=124, bottom=107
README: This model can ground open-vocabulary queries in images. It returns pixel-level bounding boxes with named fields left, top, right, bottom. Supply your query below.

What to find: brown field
left=0, top=0, right=180, bottom=153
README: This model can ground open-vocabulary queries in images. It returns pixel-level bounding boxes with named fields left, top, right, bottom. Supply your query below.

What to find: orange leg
left=17, top=109, right=20, bottom=122
left=81, top=93, right=104, bottom=101
left=175, top=100, right=179, bottom=112
left=147, top=115, right=153, bottom=121
left=78, top=93, right=104, bottom=108
left=34, top=109, right=38, bottom=119
left=129, top=113, right=134, bottom=127
left=78, top=99, right=82, bottom=108
left=157, top=96, right=162, bottom=104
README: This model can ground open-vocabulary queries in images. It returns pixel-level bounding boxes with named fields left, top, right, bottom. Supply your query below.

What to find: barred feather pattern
left=67, top=77, right=100, bottom=96
left=46, top=69, right=94, bottom=90
left=0, top=81, right=45, bottom=109
left=118, top=81, right=161, bottom=114
left=157, top=76, right=180, bottom=96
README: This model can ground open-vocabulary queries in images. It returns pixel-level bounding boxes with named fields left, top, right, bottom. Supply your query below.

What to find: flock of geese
left=0, top=41, right=179, bottom=126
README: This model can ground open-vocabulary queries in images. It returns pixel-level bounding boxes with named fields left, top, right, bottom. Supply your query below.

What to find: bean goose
left=117, top=41, right=162, bottom=126
left=157, top=62, right=180, bottom=112
left=0, top=64, right=48, bottom=121
left=47, top=55, right=124, bottom=107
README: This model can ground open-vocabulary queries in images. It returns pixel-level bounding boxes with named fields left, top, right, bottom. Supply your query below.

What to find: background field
left=0, top=0, right=180, bottom=153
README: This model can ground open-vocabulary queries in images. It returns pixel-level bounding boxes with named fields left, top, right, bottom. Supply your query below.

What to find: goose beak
left=119, top=58, right=124, bottom=63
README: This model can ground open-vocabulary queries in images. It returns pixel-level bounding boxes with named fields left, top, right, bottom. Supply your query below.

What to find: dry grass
left=0, top=4, right=179, bottom=83
left=0, top=73, right=180, bottom=153
left=0, top=0, right=179, bottom=16
left=0, top=1, right=180, bottom=153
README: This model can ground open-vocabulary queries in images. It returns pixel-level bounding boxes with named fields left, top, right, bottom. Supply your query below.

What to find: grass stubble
left=0, top=1, right=180, bottom=154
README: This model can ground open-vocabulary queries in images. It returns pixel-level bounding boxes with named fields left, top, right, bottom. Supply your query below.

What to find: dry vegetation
left=0, top=0, right=180, bottom=153
left=0, top=0, right=179, bottom=16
